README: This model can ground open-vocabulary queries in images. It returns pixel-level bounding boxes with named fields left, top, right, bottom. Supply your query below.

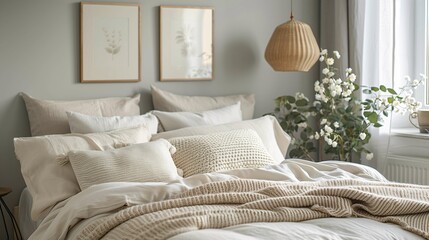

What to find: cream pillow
left=151, top=85, right=255, bottom=120
left=152, top=116, right=290, bottom=163
left=67, top=111, right=159, bottom=135
left=21, top=93, right=141, bottom=136
left=169, top=129, right=275, bottom=177
left=68, top=140, right=179, bottom=190
left=14, top=125, right=150, bottom=220
left=152, top=102, right=242, bottom=131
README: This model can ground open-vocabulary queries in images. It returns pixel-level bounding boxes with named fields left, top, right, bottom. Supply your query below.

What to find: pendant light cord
left=290, top=0, right=294, bottom=19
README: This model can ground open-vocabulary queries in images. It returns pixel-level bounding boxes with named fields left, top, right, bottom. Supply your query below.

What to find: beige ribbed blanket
left=75, top=179, right=429, bottom=240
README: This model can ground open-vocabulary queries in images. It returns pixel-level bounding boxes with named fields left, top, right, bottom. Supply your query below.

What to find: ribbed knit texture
left=168, top=129, right=275, bottom=177
left=75, top=179, right=429, bottom=240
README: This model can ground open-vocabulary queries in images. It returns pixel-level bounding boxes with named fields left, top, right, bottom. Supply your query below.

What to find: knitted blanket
left=75, top=179, right=429, bottom=240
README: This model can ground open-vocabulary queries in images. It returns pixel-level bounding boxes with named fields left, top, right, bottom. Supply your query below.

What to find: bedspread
left=28, top=159, right=429, bottom=240
left=76, top=179, right=429, bottom=240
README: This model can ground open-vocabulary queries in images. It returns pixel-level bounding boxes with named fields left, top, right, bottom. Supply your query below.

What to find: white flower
left=322, top=78, right=329, bottom=84
left=331, top=90, right=337, bottom=97
left=321, top=119, right=327, bottom=125
left=335, top=78, right=342, bottom=84
left=333, top=51, right=341, bottom=59
left=314, top=85, right=321, bottom=92
left=342, top=89, right=352, bottom=97
left=413, top=79, right=420, bottom=86
left=321, top=49, right=328, bottom=55
left=348, top=73, right=356, bottom=82
left=291, top=138, right=296, bottom=145
left=322, top=68, right=330, bottom=75
left=366, top=153, right=374, bottom=161
left=313, top=101, right=321, bottom=107
left=324, top=125, right=333, bottom=134
left=314, top=132, right=320, bottom=140
left=326, top=58, right=335, bottom=65
left=346, top=68, right=353, bottom=73
left=392, top=100, right=400, bottom=107
left=309, top=135, right=314, bottom=140
left=324, top=136, right=329, bottom=142
left=406, top=97, right=416, bottom=104
left=332, top=141, right=338, bottom=148
left=327, top=138, right=333, bottom=145
left=333, top=122, right=339, bottom=128
left=319, top=56, right=325, bottom=62
left=328, top=72, right=335, bottom=77
left=315, top=94, right=322, bottom=100
left=295, top=92, right=308, bottom=100
left=359, top=133, right=366, bottom=140
left=298, top=122, right=307, bottom=128
left=335, top=85, right=343, bottom=93
left=344, top=97, right=351, bottom=101
left=320, top=129, right=325, bottom=136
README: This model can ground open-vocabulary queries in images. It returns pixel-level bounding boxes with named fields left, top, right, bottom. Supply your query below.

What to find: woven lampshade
left=265, top=17, right=319, bottom=72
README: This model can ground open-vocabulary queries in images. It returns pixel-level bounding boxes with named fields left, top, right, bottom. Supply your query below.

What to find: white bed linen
left=18, top=188, right=41, bottom=240
left=29, top=159, right=423, bottom=240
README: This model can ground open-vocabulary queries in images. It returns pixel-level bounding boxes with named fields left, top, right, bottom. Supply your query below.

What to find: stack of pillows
left=14, top=85, right=290, bottom=221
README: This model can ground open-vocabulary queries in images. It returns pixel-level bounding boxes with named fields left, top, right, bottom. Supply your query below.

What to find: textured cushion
left=67, top=111, right=158, bottom=135
left=151, top=85, right=255, bottom=120
left=168, top=129, right=275, bottom=177
left=14, top=126, right=150, bottom=220
left=21, top=93, right=140, bottom=136
left=68, top=140, right=179, bottom=190
left=152, top=116, right=290, bottom=163
left=152, top=102, right=242, bottom=132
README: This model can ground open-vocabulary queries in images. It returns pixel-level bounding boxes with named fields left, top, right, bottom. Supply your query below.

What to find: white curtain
left=320, top=0, right=422, bottom=171
left=360, top=0, right=394, bottom=170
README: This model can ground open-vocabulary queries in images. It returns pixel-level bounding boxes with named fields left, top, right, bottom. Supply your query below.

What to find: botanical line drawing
left=175, top=25, right=195, bottom=56
left=175, top=24, right=212, bottom=78
left=103, top=28, right=121, bottom=60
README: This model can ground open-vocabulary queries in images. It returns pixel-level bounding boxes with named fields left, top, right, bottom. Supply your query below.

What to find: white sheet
left=28, top=159, right=424, bottom=240
left=18, top=188, right=41, bottom=240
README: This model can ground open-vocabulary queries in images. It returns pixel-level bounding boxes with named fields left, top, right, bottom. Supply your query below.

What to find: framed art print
left=80, top=2, right=140, bottom=83
left=160, top=6, right=214, bottom=81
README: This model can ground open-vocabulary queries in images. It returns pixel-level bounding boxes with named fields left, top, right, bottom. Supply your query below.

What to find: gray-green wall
left=0, top=0, right=320, bottom=227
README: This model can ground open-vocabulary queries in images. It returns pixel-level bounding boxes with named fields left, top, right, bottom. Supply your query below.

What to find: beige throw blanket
left=75, top=179, right=429, bottom=240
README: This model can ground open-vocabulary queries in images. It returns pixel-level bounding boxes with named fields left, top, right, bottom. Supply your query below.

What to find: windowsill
left=390, top=128, right=429, bottom=140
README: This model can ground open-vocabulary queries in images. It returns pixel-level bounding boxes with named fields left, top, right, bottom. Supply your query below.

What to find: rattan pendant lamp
left=265, top=0, right=319, bottom=72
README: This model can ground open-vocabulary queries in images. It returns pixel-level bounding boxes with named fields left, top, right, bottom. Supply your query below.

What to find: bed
left=14, top=90, right=429, bottom=240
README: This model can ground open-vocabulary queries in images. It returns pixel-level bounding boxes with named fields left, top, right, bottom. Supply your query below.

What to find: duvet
left=30, top=159, right=429, bottom=240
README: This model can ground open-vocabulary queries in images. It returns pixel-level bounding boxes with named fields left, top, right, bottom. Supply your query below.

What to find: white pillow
left=21, top=93, right=141, bottom=136
left=14, top=125, right=151, bottom=220
left=152, top=102, right=242, bottom=131
left=169, top=129, right=275, bottom=177
left=152, top=116, right=290, bottom=163
left=67, top=111, right=159, bottom=135
left=68, top=140, right=179, bottom=190
left=151, top=85, right=255, bottom=120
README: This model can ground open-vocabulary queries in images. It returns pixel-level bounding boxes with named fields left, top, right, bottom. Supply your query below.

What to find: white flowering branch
left=274, top=49, right=425, bottom=162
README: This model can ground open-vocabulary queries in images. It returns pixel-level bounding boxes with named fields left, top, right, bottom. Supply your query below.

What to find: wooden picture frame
left=160, top=6, right=214, bottom=81
left=80, top=2, right=140, bottom=83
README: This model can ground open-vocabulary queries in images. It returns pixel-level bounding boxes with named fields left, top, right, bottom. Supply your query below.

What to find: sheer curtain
left=320, top=0, right=420, bottom=171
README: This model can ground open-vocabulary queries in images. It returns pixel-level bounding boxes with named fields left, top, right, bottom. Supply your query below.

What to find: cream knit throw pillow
left=169, top=129, right=275, bottom=177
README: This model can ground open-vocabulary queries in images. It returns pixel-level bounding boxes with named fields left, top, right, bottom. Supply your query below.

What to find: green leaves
left=296, top=99, right=309, bottom=107
left=380, top=85, right=387, bottom=92
left=387, top=88, right=397, bottom=94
